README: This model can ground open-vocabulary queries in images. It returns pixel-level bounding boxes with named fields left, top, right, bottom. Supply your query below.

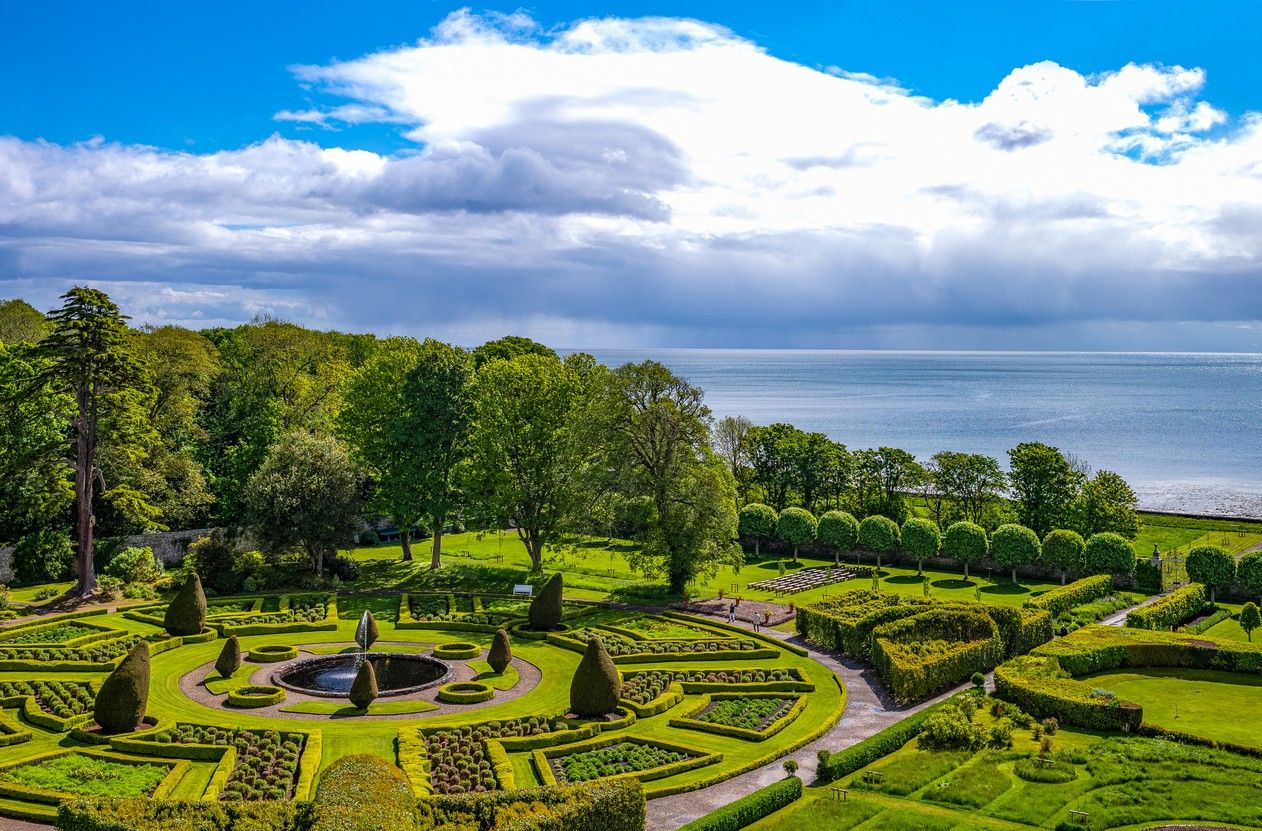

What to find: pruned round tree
left=569, top=638, right=622, bottom=718
left=776, top=507, right=817, bottom=563
left=1186, top=545, right=1235, bottom=603
left=1238, top=551, right=1262, bottom=603
left=1084, top=532, right=1136, bottom=577
left=738, top=503, right=778, bottom=557
left=858, top=515, right=900, bottom=570
left=94, top=642, right=150, bottom=734
left=991, top=523, right=1041, bottom=584
left=1042, top=529, right=1086, bottom=585
left=349, top=660, right=379, bottom=710
left=818, top=510, right=859, bottom=565
left=900, top=517, right=941, bottom=576
left=488, top=628, right=512, bottom=674
left=528, top=572, right=564, bottom=631
left=164, top=572, right=207, bottom=637
left=215, top=635, right=242, bottom=679
left=944, top=521, right=988, bottom=581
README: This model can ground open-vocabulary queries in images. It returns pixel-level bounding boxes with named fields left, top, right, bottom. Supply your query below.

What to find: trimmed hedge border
left=669, top=693, right=806, bottom=742
left=0, top=750, right=188, bottom=805
left=664, top=611, right=810, bottom=657
left=816, top=692, right=957, bottom=782
left=436, top=681, right=494, bottom=704
left=294, top=730, right=322, bottom=801
left=0, top=713, right=32, bottom=747
left=532, top=734, right=722, bottom=788
left=227, top=685, right=287, bottom=708
left=433, top=642, right=481, bottom=660
left=1026, top=574, right=1115, bottom=618
left=676, top=775, right=802, bottom=831
left=1127, top=583, right=1208, bottom=631
left=70, top=715, right=162, bottom=746
left=247, top=644, right=298, bottom=663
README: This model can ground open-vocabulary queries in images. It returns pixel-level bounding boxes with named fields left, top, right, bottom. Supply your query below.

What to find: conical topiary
left=164, top=572, right=207, bottom=637
left=349, top=659, right=378, bottom=710
left=569, top=637, right=621, bottom=718
left=355, top=611, right=379, bottom=650
left=215, top=635, right=242, bottom=678
left=487, top=628, right=512, bottom=674
left=94, top=643, right=150, bottom=734
left=528, top=573, right=563, bottom=631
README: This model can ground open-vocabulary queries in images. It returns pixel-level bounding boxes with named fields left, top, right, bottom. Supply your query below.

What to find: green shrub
left=1186, top=545, right=1236, bottom=602
left=569, top=638, right=621, bottom=717
left=226, top=685, right=285, bottom=708
left=776, top=508, right=817, bottom=561
left=857, top=515, right=899, bottom=559
left=1084, top=532, right=1135, bottom=577
left=529, top=573, right=564, bottom=631
left=1027, top=574, right=1114, bottom=618
left=1238, top=551, right=1262, bottom=600
left=917, top=697, right=989, bottom=750
left=215, top=636, right=242, bottom=679
left=163, top=573, right=207, bottom=637
left=816, top=696, right=954, bottom=782
left=57, top=798, right=305, bottom=831
left=105, top=547, right=163, bottom=584
left=488, top=628, right=512, bottom=674
left=871, top=608, right=1004, bottom=703
left=1041, top=529, right=1086, bottom=584
left=349, top=661, right=378, bottom=710
left=990, top=524, right=1041, bottom=583
left=429, top=779, right=646, bottom=831
left=92, top=643, right=149, bottom=734
left=943, top=521, right=988, bottom=580
left=312, top=754, right=415, bottom=831
left=355, top=611, right=379, bottom=650
left=1126, top=583, right=1207, bottom=630
left=437, top=682, right=494, bottom=704
left=900, top=518, right=940, bottom=573
left=817, top=510, right=859, bottom=560
left=676, top=775, right=801, bottom=831
left=13, top=529, right=74, bottom=586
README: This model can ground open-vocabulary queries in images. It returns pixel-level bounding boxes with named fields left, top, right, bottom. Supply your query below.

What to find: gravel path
left=1101, top=591, right=1168, bottom=626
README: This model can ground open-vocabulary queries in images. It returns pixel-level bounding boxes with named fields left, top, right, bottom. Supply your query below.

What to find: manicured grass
left=0, top=752, right=170, bottom=798
left=279, top=699, right=439, bottom=716
left=1085, top=667, right=1262, bottom=749
left=470, top=660, right=520, bottom=691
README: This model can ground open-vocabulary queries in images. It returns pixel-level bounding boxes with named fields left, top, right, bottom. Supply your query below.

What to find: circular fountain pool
left=273, top=653, right=451, bottom=698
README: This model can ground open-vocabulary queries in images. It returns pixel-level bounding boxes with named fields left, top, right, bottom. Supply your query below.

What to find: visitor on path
left=753, top=611, right=762, bottom=632
left=727, top=603, right=736, bottom=623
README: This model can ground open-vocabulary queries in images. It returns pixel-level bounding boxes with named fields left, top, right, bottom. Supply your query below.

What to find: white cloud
left=1, top=12, right=1261, bottom=348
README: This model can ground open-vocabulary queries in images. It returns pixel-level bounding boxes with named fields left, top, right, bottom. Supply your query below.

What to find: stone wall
left=0, top=528, right=215, bottom=584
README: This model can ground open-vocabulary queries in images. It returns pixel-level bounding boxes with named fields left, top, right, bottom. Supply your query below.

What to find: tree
left=216, top=636, right=242, bottom=678
left=245, top=431, right=364, bottom=576
left=471, top=335, right=556, bottom=369
left=795, top=432, right=842, bottom=512
left=1072, top=470, right=1139, bottom=540
left=1007, top=442, right=1082, bottom=537
left=852, top=448, right=921, bottom=522
left=488, top=629, right=512, bottom=674
left=1241, top=603, right=1261, bottom=642
left=1238, top=551, right=1262, bottom=603
left=944, top=521, right=988, bottom=581
left=164, top=573, right=207, bottom=636
left=738, top=503, right=778, bottom=557
left=1042, top=529, right=1086, bottom=585
left=930, top=451, right=1006, bottom=526
left=12, top=529, right=73, bottom=585
left=901, top=517, right=941, bottom=576
left=747, top=423, right=801, bottom=510
left=349, top=660, right=378, bottom=710
left=34, top=288, right=157, bottom=595
left=1083, top=532, right=1135, bottom=577
left=338, top=338, right=429, bottom=561
left=713, top=415, right=753, bottom=502
left=1186, top=545, right=1235, bottom=603
left=990, top=524, right=1041, bottom=584
left=401, top=340, right=474, bottom=570
left=94, top=643, right=149, bottom=733
left=465, top=353, right=586, bottom=570
left=529, top=572, right=564, bottom=631
left=818, top=510, right=860, bottom=566
left=858, top=515, right=900, bottom=570
left=0, top=299, right=48, bottom=344
left=776, top=507, right=817, bottom=563
left=569, top=638, right=621, bottom=718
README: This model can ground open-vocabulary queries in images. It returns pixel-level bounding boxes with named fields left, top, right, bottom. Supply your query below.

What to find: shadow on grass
left=931, top=579, right=976, bottom=590
left=884, top=575, right=927, bottom=585
left=980, top=583, right=1032, bottom=596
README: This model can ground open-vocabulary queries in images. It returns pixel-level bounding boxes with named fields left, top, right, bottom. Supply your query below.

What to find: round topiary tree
left=94, top=643, right=150, bottom=734
left=900, top=517, right=941, bottom=576
left=738, top=503, right=778, bottom=557
left=858, top=515, right=900, bottom=571
left=164, top=572, right=207, bottom=637
left=1238, top=551, right=1262, bottom=603
left=818, top=510, right=860, bottom=566
left=1241, top=602, right=1261, bottom=642
left=991, top=523, right=1041, bottom=584
left=1084, top=532, right=1136, bottom=578
left=1042, top=529, right=1086, bottom=585
left=488, top=628, right=512, bottom=674
left=776, top=507, right=818, bottom=563
left=944, top=521, right=988, bottom=581
left=349, top=659, right=378, bottom=710
left=215, top=635, right=242, bottom=679
left=1186, top=545, right=1236, bottom=603
left=528, top=572, right=564, bottom=631
left=569, top=637, right=621, bottom=718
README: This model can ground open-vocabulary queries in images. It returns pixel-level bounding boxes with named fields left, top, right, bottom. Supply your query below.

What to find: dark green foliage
left=1083, top=531, right=1135, bottom=577
left=900, top=517, right=940, bottom=572
left=488, top=628, right=512, bottom=674
left=1126, top=583, right=1208, bottom=630
left=56, top=798, right=305, bottom=831
left=737, top=503, right=777, bottom=556
left=529, top=572, right=564, bottom=631
left=215, top=636, right=242, bottom=678
left=1027, top=574, right=1114, bottom=618
left=990, top=523, right=1041, bottom=583
left=943, top=521, right=987, bottom=579
left=1238, top=551, right=1262, bottom=600
left=857, top=514, right=899, bottom=554
left=93, top=643, right=149, bottom=734
left=164, top=572, right=207, bottom=636
left=312, top=754, right=415, bottom=831
left=1240, top=603, right=1261, bottom=641
left=355, top=611, right=379, bottom=650
left=676, top=775, right=801, bottom=831
left=1041, top=529, right=1086, bottom=583
left=13, top=528, right=74, bottom=586
left=816, top=696, right=954, bottom=782
left=569, top=638, right=621, bottom=717
left=1186, top=545, right=1236, bottom=602
left=349, top=660, right=378, bottom=710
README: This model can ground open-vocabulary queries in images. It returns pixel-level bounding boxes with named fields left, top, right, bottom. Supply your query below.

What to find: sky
left=2, top=1, right=1261, bottom=350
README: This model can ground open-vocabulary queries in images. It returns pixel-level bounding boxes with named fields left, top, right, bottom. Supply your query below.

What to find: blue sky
left=2, top=2, right=1261, bottom=349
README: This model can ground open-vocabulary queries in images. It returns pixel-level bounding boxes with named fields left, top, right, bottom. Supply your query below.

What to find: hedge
left=1026, top=574, right=1116, bottom=618
left=433, top=642, right=481, bottom=660
left=0, top=751, right=186, bottom=805
left=1181, top=607, right=1233, bottom=635
left=0, top=693, right=93, bottom=732
left=993, top=655, right=1142, bottom=732
left=816, top=694, right=956, bottom=782
left=0, top=713, right=32, bottom=746
left=1126, top=583, right=1209, bottom=630
left=428, top=780, right=645, bottom=831
left=311, top=754, right=416, bottom=831
left=248, top=644, right=299, bottom=663
left=437, top=681, right=494, bottom=704
left=532, top=735, right=720, bottom=788
left=294, top=731, right=323, bottom=801
left=669, top=693, right=806, bottom=742
left=675, top=775, right=801, bottom=831
left=57, top=799, right=305, bottom=831
left=227, top=685, right=286, bottom=708
left=622, top=683, right=685, bottom=718
left=870, top=608, right=1005, bottom=704
left=663, top=611, right=809, bottom=657
left=202, top=745, right=238, bottom=801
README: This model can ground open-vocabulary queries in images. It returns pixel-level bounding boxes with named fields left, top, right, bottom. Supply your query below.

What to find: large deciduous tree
left=0, top=299, right=48, bottom=345
left=712, top=415, right=753, bottom=502
left=929, top=451, right=1006, bottom=526
left=1007, top=442, right=1082, bottom=537
left=1071, top=470, right=1139, bottom=540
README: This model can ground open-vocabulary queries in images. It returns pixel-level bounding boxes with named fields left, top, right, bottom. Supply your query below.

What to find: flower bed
left=567, top=628, right=763, bottom=657
left=0, top=680, right=94, bottom=720
left=227, top=685, right=287, bottom=708
left=0, top=622, right=100, bottom=645
left=0, top=751, right=180, bottom=801
left=620, top=668, right=810, bottom=705
left=433, top=642, right=481, bottom=660
left=420, top=715, right=562, bottom=795
left=534, top=736, right=719, bottom=787
left=0, top=632, right=150, bottom=666
left=247, top=644, right=298, bottom=663
left=437, top=682, right=495, bottom=704
left=669, top=693, right=807, bottom=742
left=147, top=724, right=305, bottom=801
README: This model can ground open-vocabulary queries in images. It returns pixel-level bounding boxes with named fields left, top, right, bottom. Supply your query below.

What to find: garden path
left=1100, top=591, right=1168, bottom=626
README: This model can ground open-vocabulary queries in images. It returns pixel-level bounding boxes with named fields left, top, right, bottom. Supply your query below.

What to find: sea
left=583, top=350, right=1262, bottom=518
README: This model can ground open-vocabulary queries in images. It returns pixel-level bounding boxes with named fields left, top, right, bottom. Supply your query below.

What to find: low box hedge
left=201, top=745, right=238, bottom=801
left=427, top=779, right=645, bottom=831
left=1126, top=583, right=1208, bottom=630
left=676, top=774, right=802, bottom=831
left=226, top=685, right=286, bottom=708
left=1026, top=574, right=1115, bottom=618
left=436, top=681, right=494, bottom=704
left=816, top=693, right=953, bottom=782
left=532, top=735, right=721, bottom=788
left=294, top=731, right=322, bottom=801
left=0, top=714, right=32, bottom=747
left=669, top=693, right=806, bottom=742
left=247, top=644, right=298, bottom=663
left=433, top=642, right=481, bottom=660
left=57, top=798, right=304, bottom=831
left=664, top=611, right=810, bottom=657
left=622, top=683, right=685, bottom=718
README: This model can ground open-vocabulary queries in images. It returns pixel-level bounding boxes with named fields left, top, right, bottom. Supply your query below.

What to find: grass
left=470, top=660, right=520, bottom=690
left=278, top=699, right=440, bottom=716
left=1084, top=667, right=1262, bottom=749
left=0, top=752, right=171, bottom=798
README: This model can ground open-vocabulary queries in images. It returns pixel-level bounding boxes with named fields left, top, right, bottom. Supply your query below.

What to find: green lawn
left=1084, top=667, right=1262, bottom=749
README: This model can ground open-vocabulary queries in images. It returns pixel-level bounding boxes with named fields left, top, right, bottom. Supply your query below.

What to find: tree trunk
left=754, top=538, right=760, bottom=558
left=834, top=549, right=840, bottom=567
left=918, top=558, right=924, bottom=576
left=400, top=528, right=413, bottom=562
left=1061, top=570, right=1067, bottom=585
left=73, top=407, right=96, bottom=597
left=792, top=545, right=798, bottom=563
left=431, top=526, right=443, bottom=570
left=1012, top=567, right=1018, bottom=584
left=964, top=562, right=970, bottom=581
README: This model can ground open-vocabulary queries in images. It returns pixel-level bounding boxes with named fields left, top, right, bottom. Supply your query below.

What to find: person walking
left=727, top=602, right=736, bottom=623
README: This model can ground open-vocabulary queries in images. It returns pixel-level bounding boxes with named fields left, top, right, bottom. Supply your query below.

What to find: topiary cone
left=569, top=637, right=621, bottom=718
left=528, top=572, right=563, bottom=631
left=94, top=643, right=150, bottom=734
left=487, top=628, right=512, bottom=674
left=164, top=572, right=207, bottom=637
left=349, top=659, right=378, bottom=710
left=215, top=635, right=242, bottom=678
left=355, top=610, right=379, bottom=650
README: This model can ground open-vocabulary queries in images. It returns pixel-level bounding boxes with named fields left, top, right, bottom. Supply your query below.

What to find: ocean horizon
left=580, top=348, right=1262, bottom=518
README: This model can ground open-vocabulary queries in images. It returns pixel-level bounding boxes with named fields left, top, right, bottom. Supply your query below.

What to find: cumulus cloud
left=1, top=11, right=1260, bottom=348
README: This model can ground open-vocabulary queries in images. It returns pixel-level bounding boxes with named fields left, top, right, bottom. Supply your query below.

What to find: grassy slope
left=1084, top=667, right=1262, bottom=748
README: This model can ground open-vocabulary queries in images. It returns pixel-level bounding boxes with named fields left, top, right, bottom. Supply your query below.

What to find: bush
left=943, top=522, right=988, bottom=580
left=215, top=636, right=242, bottom=678
left=163, top=573, right=207, bottom=637
left=994, top=655, right=1142, bottom=732
left=991, top=524, right=1041, bottom=583
left=1238, top=550, right=1262, bottom=600
left=105, top=546, right=163, bottom=584
left=738, top=504, right=778, bottom=556
left=93, top=643, right=149, bottom=734
left=816, top=696, right=953, bottom=782
left=1041, top=529, right=1086, bottom=584
left=57, top=799, right=304, bottom=831
left=918, top=697, right=989, bottom=750
left=438, top=681, right=495, bottom=704
left=185, top=529, right=246, bottom=596
left=1084, top=532, right=1135, bottom=577
left=227, top=685, right=286, bottom=708
left=900, top=518, right=940, bottom=573
left=1186, top=545, right=1236, bottom=602
left=326, top=554, right=361, bottom=583
left=676, top=775, right=801, bottom=831
left=776, top=508, right=817, bottom=561
left=858, top=515, right=900, bottom=558
left=349, top=661, right=378, bottom=710
left=311, top=754, right=415, bottom=831
left=13, top=529, right=73, bottom=586
left=429, top=780, right=645, bottom=831
left=488, top=628, right=512, bottom=674
left=818, top=511, right=859, bottom=560
left=1126, top=583, right=1208, bottom=630
left=529, top=573, right=564, bottom=631
left=871, top=608, right=1004, bottom=703
left=1027, top=574, right=1114, bottom=618
left=570, top=638, right=621, bottom=717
